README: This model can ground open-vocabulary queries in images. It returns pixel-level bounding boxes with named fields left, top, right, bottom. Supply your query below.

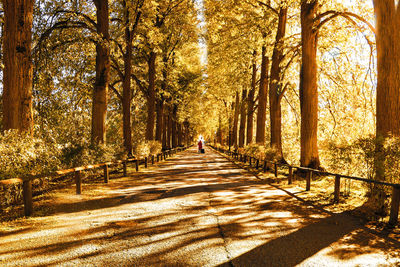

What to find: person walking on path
left=198, top=138, right=203, bottom=153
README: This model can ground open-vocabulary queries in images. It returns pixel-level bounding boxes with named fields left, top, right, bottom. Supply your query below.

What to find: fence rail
left=211, top=145, right=400, bottom=226
left=1, top=146, right=188, bottom=217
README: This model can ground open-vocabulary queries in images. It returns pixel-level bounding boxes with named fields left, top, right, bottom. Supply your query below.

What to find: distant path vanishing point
left=1, top=146, right=399, bottom=266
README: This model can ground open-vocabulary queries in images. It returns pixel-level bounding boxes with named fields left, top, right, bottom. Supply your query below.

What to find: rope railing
left=211, top=145, right=400, bottom=226
left=0, top=146, right=189, bottom=217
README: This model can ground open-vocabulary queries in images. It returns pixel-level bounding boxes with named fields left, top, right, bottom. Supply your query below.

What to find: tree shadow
left=1, top=146, right=399, bottom=266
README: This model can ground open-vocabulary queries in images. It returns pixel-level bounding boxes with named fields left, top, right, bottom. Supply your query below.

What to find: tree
left=232, top=90, right=240, bottom=148
left=247, top=50, right=257, bottom=145
left=239, top=88, right=247, bottom=147
left=119, top=0, right=143, bottom=155
left=92, top=0, right=110, bottom=144
left=269, top=5, right=288, bottom=160
left=255, top=45, right=269, bottom=144
left=2, top=0, right=34, bottom=133
left=372, top=0, right=400, bottom=212
left=299, top=0, right=320, bottom=168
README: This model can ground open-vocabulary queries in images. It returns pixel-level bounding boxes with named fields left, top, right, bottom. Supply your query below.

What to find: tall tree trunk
left=217, top=115, right=223, bottom=144
left=122, top=3, right=132, bottom=155
left=232, top=91, right=240, bottom=148
left=155, top=98, right=164, bottom=142
left=269, top=7, right=287, bottom=159
left=2, top=0, right=34, bottom=133
left=372, top=0, right=400, bottom=212
left=172, top=105, right=177, bottom=148
left=256, top=46, right=269, bottom=144
left=167, top=108, right=172, bottom=149
left=162, top=108, right=168, bottom=150
left=177, top=123, right=182, bottom=146
left=92, top=0, right=109, bottom=144
left=146, top=51, right=156, bottom=140
left=184, top=120, right=190, bottom=147
left=239, top=89, right=247, bottom=148
left=156, top=55, right=168, bottom=142
left=247, top=50, right=257, bottom=145
left=300, top=0, right=320, bottom=168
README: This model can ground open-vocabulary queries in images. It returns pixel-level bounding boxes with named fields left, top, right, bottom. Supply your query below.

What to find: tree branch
left=109, top=81, right=123, bottom=101
left=131, top=73, right=147, bottom=94
left=257, top=1, right=279, bottom=16
left=315, top=11, right=376, bottom=35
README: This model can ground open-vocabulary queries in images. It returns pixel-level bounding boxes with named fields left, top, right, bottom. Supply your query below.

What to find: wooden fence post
left=263, top=161, right=267, bottom=172
left=145, top=157, right=148, bottom=168
left=249, top=157, right=252, bottom=166
left=152, top=155, right=155, bottom=165
left=75, top=171, right=82, bottom=195
left=256, top=159, right=259, bottom=169
left=274, top=163, right=278, bottom=177
left=306, top=171, right=312, bottom=191
left=123, top=161, right=127, bottom=176
left=104, top=165, right=109, bottom=183
left=334, top=175, right=341, bottom=203
left=135, top=160, right=139, bottom=171
left=389, top=186, right=400, bottom=226
left=23, top=180, right=33, bottom=216
left=288, top=166, right=293, bottom=184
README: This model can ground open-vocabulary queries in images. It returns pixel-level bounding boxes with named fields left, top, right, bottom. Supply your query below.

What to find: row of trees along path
left=204, top=0, right=400, bottom=220
left=1, top=146, right=399, bottom=266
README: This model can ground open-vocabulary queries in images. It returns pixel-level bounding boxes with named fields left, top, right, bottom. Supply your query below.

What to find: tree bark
left=269, top=7, right=287, bottom=159
left=92, top=0, right=109, bottom=144
left=184, top=120, right=190, bottom=147
left=178, top=123, right=182, bottom=146
left=146, top=51, right=156, bottom=140
left=374, top=1, right=400, bottom=138
left=156, top=55, right=168, bottom=142
left=232, top=91, right=240, bottom=148
left=122, top=2, right=132, bottom=155
left=300, top=0, right=320, bottom=168
left=256, top=46, right=269, bottom=144
left=2, top=0, right=34, bottom=133
left=167, top=108, right=172, bottom=149
left=247, top=50, right=257, bottom=145
left=372, top=0, right=400, bottom=212
left=217, top=115, right=223, bottom=144
left=172, top=105, right=177, bottom=148
left=239, top=89, right=247, bottom=147
left=162, top=108, right=168, bottom=149
left=155, top=98, right=164, bottom=142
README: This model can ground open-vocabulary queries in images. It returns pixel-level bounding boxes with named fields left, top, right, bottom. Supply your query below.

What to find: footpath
left=0, top=146, right=399, bottom=266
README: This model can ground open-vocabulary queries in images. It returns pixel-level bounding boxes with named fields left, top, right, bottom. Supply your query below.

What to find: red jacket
left=198, top=140, right=203, bottom=149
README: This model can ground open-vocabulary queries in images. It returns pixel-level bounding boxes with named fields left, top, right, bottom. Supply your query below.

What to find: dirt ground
left=0, top=146, right=399, bottom=266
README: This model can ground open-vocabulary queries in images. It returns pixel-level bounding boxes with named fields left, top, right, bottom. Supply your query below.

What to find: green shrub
left=243, top=144, right=280, bottom=162
left=133, top=140, right=162, bottom=158
left=0, top=130, right=61, bottom=179
left=148, top=141, right=162, bottom=156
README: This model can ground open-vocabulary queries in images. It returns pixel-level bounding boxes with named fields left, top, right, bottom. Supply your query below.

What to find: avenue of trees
left=1, top=0, right=400, bottom=216
left=0, top=0, right=202, bottom=175
left=202, top=0, right=399, bottom=214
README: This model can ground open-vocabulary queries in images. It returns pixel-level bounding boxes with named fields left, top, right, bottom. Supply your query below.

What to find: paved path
left=1, top=147, right=400, bottom=266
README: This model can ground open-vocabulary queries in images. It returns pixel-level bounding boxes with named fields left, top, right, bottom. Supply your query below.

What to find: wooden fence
left=211, top=145, right=400, bottom=226
left=0, top=147, right=188, bottom=217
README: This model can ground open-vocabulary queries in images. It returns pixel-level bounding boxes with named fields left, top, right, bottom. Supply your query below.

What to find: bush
left=134, top=140, right=162, bottom=158
left=148, top=141, right=162, bottom=156
left=0, top=130, right=61, bottom=179
left=326, top=135, right=400, bottom=215
left=61, top=139, right=122, bottom=168
left=243, top=144, right=280, bottom=162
